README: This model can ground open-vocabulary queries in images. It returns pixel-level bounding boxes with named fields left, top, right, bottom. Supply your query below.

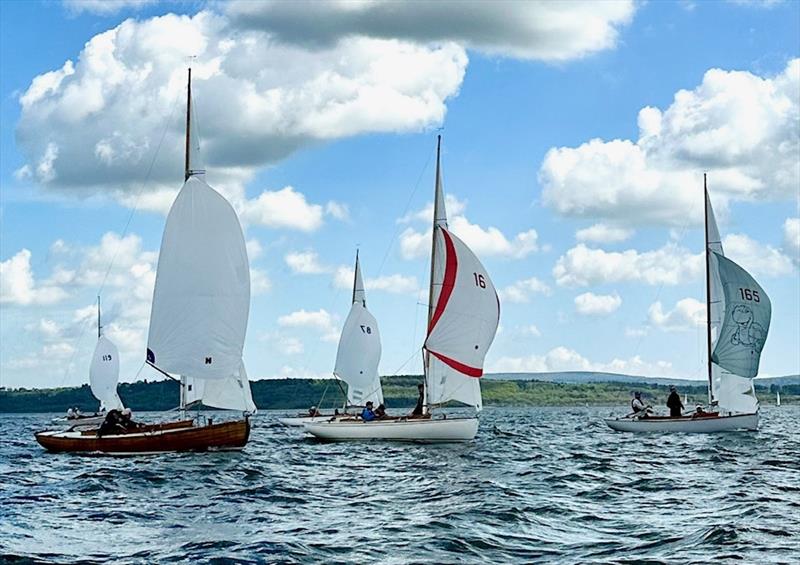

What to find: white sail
left=334, top=253, right=383, bottom=407
left=147, top=176, right=250, bottom=381
left=184, top=361, right=256, bottom=413
left=89, top=335, right=123, bottom=411
left=706, top=191, right=770, bottom=414
left=424, top=227, right=500, bottom=410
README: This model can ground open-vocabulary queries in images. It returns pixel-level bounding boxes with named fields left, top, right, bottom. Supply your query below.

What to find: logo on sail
left=729, top=305, right=766, bottom=353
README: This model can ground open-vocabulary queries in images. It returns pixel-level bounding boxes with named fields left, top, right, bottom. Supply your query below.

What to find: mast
left=423, top=135, right=444, bottom=409
left=97, top=295, right=101, bottom=339
left=184, top=67, right=192, bottom=182
left=704, top=173, right=713, bottom=405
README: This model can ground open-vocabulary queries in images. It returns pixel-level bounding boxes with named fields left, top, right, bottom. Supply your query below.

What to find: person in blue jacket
left=361, top=401, right=376, bottom=422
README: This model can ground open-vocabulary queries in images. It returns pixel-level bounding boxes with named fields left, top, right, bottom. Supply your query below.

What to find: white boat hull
left=604, top=412, right=759, bottom=433
left=304, top=417, right=478, bottom=442
left=277, top=415, right=337, bottom=427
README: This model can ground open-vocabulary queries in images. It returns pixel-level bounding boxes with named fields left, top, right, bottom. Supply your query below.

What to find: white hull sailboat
left=606, top=176, right=770, bottom=434
left=305, top=136, right=500, bottom=442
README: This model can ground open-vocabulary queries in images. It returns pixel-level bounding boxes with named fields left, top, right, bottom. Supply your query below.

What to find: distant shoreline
left=1, top=375, right=794, bottom=413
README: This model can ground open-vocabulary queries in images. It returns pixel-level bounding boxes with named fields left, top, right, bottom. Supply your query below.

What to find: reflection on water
left=1, top=406, right=798, bottom=563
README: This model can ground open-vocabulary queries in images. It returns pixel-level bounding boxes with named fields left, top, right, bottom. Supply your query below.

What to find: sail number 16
left=738, top=288, right=760, bottom=303
left=473, top=273, right=486, bottom=289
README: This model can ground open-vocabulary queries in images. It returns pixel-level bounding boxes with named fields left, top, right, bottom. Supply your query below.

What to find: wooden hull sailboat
left=35, top=418, right=249, bottom=454
left=604, top=412, right=758, bottom=433
left=605, top=176, right=770, bottom=433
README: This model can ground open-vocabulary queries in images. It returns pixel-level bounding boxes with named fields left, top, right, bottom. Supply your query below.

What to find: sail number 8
left=473, top=273, right=486, bottom=289
left=360, top=325, right=372, bottom=334
left=738, top=288, right=760, bottom=303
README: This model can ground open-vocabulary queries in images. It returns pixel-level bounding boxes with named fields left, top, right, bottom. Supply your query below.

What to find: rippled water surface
left=1, top=406, right=799, bottom=564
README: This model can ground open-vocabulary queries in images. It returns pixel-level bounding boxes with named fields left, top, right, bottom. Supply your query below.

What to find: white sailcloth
left=424, top=227, right=500, bottom=410
left=334, top=255, right=383, bottom=407
left=183, top=362, right=256, bottom=413
left=706, top=192, right=770, bottom=414
left=147, top=175, right=254, bottom=411
left=89, top=336, right=123, bottom=411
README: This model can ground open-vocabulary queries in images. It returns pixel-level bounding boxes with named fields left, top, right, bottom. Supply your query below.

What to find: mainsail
left=423, top=137, right=500, bottom=411
left=89, top=335, right=123, bottom=411
left=334, top=252, right=383, bottom=407
left=705, top=187, right=770, bottom=414
left=146, top=176, right=254, bottom=412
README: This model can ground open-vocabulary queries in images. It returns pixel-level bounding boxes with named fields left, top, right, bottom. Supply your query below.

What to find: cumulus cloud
left=540, top=59, right=800, bottom=226
left=399, top=195, right=541, bottom=260
left=285, top=250, right=330, bottom=274
left=277, top=308, right=339, bottom=342
left=333, top=266, right=419, bottom=295
left=498, top=277, right=552, bottom=304
left=722, top=233, right=795, bottom=277
left=574, top=291, right=622, bottom=316
left=1, top=249, right=69, bottom=306
left=491, top=346, right=677, bottom=377
left=553, top=243, right=704, bottom=287
left=242, top=187, right=337, bottom=232
left=576, top=223, right=633, bottom=244
left=227, top=0, right=635, bottom=61
left=648, top=298, right=705, bottom=331
left=784, top=218, right=800, bottom=265
left=15, top=11, right=468, bottom=207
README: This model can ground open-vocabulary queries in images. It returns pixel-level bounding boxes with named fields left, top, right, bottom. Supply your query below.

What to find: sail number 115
left=738, top=288, right=760, bottom=302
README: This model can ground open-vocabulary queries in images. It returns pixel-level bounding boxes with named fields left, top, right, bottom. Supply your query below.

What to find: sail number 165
left=738, top=288, right=760, bottom=302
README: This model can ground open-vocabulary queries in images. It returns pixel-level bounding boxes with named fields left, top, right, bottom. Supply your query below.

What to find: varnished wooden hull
left=35, top=418, right=250, bottom=454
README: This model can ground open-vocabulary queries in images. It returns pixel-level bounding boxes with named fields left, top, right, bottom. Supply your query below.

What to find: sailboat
left=50, top=297, right=125, bottom=427
left=776, top=389, right=781, bottom=406
left=36, top=68, right=254, bottom=453
left=606, top=175, right=770, bottom=433
left=304, top=136, right=500, bottom=442
left=278, top=251, right=383, bottom=426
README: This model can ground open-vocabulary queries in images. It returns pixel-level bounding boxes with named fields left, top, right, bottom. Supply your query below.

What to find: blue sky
left=1, top=0, right=798, bottom=390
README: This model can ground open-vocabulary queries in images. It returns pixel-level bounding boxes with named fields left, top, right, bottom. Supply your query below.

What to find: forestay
left=147, top=176, right=251, bottom=382
left=334, top=255, right=383, bottom=407
left=89, top=336, right=123, bottom=411
left=425, top=227, right=500, bottom=410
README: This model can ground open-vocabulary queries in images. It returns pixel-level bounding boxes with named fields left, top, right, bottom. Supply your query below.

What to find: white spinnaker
left=147, top=176, right=251, bottom=382
left=184, top=361, right=256, bottom=412
left=89, top=336, right=123, bottom=411
left=335, top=303, right=383, bottom=407
left=424, top=227, right=500, bottom=410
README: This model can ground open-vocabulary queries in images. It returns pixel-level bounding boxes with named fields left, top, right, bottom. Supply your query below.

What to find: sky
left=0, top=0, right=798, bottom=390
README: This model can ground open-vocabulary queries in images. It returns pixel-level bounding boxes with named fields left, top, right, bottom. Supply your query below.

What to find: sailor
left=361, top=401, right=376, bottom=422
left=666, top=385, right=684, bottom=418
left=308, top=406, right=320, bottom=417
left=630, top=392, right=650, bottom=415
left=374, top=403, right=388, bottom=419
left=97, top=409, right=124, bottom=437
left=410, top=383, right=425, bottom=418
left=66, top=407, right=75, bottom=419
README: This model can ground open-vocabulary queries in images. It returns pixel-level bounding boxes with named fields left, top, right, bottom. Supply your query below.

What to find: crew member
left=666, top=385, right=684, bottom=418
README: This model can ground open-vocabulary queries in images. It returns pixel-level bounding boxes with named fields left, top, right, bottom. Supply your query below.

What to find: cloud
left=325, top=201, right=350, bottom=221
left=285, top=250, right=330, bottom=274
left=553, top=243, right=704, bottom=287
left=0, top=249, right=69, bottom=306
left=574, top=291, right=622, bottom=316
left=226, top=0, right=635, bottom=61
left=14, top=11, right=468, bottom=205
left=648, top=298, right=705, bottom=331
left=63, top=0, right=155, bottom=15
left=246, top=238, right=263, bottom=260
left=241, top=187, right=326, bottom=232
left=784, top=218, right=800, bottom=265
left=576, top=223, right=633, bottom=244
left=491, top=346, right=677, bottom=377
left=251, top=269, right=272, bottom=295
left=399, top=195, right=541, bottom=259
left=722, top=233, right=794, bottom=278
left=277, top=308, right=339, bottom=342
left=333, top=266, right=419, bottom=295
left=540, top=59, right=800, bottom=226
left=498, top=277, right=552, bottom=304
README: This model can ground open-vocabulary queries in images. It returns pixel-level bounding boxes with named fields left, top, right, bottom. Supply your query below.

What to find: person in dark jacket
left=666, top=385, right=684, bottom=418
left=410, top=383, right=425, bottom=418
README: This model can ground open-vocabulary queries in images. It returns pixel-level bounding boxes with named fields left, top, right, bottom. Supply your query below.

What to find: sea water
left=1, top=406, right=798, bottom=564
